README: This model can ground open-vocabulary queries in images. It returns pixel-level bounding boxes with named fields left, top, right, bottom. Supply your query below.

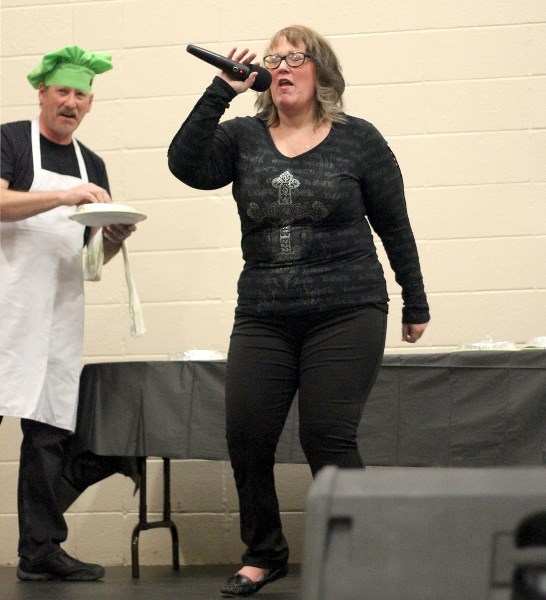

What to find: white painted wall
left=1, top=0, right=544, bottom=566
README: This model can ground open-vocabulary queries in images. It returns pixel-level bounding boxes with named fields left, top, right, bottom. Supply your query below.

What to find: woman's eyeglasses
left=263, top=52, right=312, bottom=70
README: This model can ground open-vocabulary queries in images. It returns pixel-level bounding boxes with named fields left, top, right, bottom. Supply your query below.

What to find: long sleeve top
left=168, top=77, right=429, bottom=323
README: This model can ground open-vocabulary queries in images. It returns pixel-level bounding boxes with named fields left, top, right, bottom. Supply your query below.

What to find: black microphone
left=186, top=44, right=272, bottom=92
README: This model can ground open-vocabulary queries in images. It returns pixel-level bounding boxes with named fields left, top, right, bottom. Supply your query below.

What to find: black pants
left=17, top=419, right=71, bottom=560
left=225, top=306, right=387, bottom=569
left=1, top=417, right=125, bottom=562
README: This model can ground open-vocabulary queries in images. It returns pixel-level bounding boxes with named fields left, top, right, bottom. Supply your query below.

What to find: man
left=0, top=45, right=135, bottom=581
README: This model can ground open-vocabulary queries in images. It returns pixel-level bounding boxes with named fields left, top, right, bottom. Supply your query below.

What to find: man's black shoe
left=221, top=565, right=288, bottom=596
left=17, top=549, right=105, bottom=581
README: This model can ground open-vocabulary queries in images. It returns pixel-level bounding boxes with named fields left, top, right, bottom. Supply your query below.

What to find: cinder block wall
left=1, top=1, right=545, bottom=567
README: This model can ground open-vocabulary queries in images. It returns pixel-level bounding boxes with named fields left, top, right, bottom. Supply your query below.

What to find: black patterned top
left=168, top=77, right=429, bottom=323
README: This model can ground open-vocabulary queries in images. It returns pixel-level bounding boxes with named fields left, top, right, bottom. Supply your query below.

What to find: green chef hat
left=27, top=45, right=113, bottom=93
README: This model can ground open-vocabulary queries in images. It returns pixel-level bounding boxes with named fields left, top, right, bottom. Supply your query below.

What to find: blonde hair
left=255, top=25, right=347, bottom=127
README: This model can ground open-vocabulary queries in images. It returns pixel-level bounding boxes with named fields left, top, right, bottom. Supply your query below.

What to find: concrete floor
left=0, top=564, right=302, bottom=600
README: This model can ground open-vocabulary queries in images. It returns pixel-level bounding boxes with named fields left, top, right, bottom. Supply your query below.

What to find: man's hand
left=60, top=183, right=112, bottom=206
left=102, top=224, right=137, bottom=245
left=98, top=223, right=137, bottom=264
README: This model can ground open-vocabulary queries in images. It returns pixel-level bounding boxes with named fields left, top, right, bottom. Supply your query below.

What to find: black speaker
left=301, top=467, right=546, bottom=600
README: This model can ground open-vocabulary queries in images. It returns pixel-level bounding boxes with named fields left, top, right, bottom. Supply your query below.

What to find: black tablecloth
left=75, top=352, right=546, bottom=466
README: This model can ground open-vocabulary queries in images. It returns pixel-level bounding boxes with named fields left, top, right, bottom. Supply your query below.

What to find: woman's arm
left=360, top=125, right=430, bottom=325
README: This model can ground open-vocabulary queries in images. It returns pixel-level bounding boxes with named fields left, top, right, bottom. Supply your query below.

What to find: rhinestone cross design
left=246, top=170, right=329, bottom=262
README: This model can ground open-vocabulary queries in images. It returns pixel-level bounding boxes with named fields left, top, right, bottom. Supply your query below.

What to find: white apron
left=0, top=118, right=88, bottom=432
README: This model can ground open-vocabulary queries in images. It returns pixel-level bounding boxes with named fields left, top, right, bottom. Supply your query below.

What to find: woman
left=168, top=25, right=429, bottom=597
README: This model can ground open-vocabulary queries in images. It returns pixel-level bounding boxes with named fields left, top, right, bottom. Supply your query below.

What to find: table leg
left=131, top=457, right=180, bottom=578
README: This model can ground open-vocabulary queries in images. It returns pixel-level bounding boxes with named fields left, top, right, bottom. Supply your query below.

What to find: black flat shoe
left=220, top=565, right=288, bottom=596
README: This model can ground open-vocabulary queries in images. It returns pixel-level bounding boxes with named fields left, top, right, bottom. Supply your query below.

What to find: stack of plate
left=458, top=336, right=546, bottom=351
left=458, top=338, right=518, bottom=351
left=523, top=336, right=546, bottom=349
left=170, top=350, right=226, bottom=361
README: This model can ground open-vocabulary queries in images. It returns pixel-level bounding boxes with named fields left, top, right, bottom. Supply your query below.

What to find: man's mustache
left=58, top=109, right=78, bottom=118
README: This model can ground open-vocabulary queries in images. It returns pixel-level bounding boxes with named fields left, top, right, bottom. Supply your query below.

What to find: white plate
left=69, top=204, right=147, bottom=227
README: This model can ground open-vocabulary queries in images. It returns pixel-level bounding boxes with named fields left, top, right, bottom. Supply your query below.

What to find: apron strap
left=31, top=118, right=42, bottom=172
left=73, top=139, right=88, bottom=183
